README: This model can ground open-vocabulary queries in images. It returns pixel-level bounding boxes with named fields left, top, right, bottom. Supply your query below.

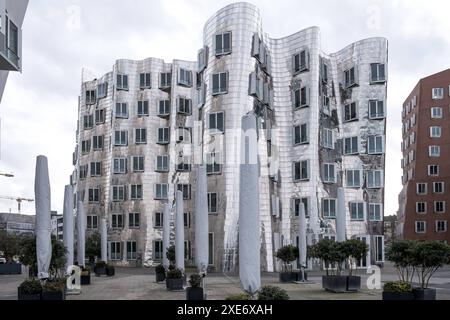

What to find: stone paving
left=2, top=264, right=450, bottom=300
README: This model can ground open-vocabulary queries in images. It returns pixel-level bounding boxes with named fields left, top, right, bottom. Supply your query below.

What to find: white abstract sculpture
left=175, top=190, right=185, bottom=272
left=162, top=203, right=171, bottom=269
left=35, top=155, right=52, bottom=279
left=63, top=184, right=74, bottom=271
left=76, top=201, right=86, bottom=267
left=195, top=165, right=209, bottom=274
left=239, top=113, right=261, bottom=295
left=337, top=187, right=347, bottom=242
left=298, top=202, right=307, bottom=281
left=100, top=217, right=107, bottom=262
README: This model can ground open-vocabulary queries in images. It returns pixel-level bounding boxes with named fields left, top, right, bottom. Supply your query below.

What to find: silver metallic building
left=72, top=3, right=387, bottom=272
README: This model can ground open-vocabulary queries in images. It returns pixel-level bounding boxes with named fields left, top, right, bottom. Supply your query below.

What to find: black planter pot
left=0, top=263, right=22, bottom=275
left=322, top=276, right=348, bottom=293
left=81, top=274, right=91, bottom=285
left=17, top=289, right=41, bottom=301
left=94, top=266, right=106, bottom=276
left=41, top=290, right=66, bottom=301
left=106, top=266, right=115, bottom=277
left=413, top=288, right=436, bottom=300
left=346, top=276, right=361, bottom=292
left=186, top=287, right=204, bottom=300
left=166, top=278, right=184, bottom=291
left=279, top=272, right=293, bottom=283
left=382, top=291, right=415, bottom=300
left=156, top=272, right=166, bottom=283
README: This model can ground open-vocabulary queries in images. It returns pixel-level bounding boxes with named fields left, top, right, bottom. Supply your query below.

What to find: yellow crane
left=0, top=195, right=34, bottom=214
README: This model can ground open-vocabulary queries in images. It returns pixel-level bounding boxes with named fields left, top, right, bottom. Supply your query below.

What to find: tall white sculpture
left=100, top=217, right=107, bottom=262
left=175, top=190, right=185, bottom=272
left=162, top=203, right=171, bottom=269
left=195, top=165, right=209, bottom=274
left=337, top=187, right=347, bottom=242
left=63, top=184, right=74, bottom=271
left=35, top=155, right=52, bottom=279
left=298, top=202, right=307, bottom=281
left=239, top=113, right=261, bottom=295
left=76, top=201, right=86, bottom=267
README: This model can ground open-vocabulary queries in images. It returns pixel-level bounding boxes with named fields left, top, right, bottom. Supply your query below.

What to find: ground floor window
left=208, top=233, right=214, bottom=265
left=127, top=241, right=137, bottom=260
left=154, top=240, right=163, bottom=261
left=110, top=242, right=122, bottom=260
left=374, top=235, right=385, bottom=263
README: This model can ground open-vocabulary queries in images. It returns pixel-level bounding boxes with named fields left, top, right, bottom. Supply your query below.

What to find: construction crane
left=0, top=195, right=34, bottom=214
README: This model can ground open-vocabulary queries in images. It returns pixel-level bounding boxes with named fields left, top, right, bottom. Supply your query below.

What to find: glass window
left=294, top=198, right=309, bottom=217
left=215, top=32, right=232, bottom=56
left=112, top=186, right=126, bottom=202
left=344, top=66, right=357, bottom=88
left=95, top=109, right=105, bottom=124
left=126, top=241, right=137, bottom=260
left=113, top=158, right=127, bottom=174
left=155, top=184, right=168, bottom=200
left=367, top=170, right=384, bottom=188
left=293, top=160, right=309, bottom=181
left=117, top=74, right=129, bottom=90
left=369, top=100, right=385, bottom=119
left=83, top=115, right=94, bottom=129
left=85, top=90, right=96, bottom=105
left=436, top=221, right=447, bottom=233
left=135, top=128, right=147, bottom=144
left=434, top=201, right=445, bottom=213
left=87, top=215, right=98, bottom=230
left=294, top=87, right=309, bottom=108
left=140, top=73, right=151, bottom=89
left=294, top=124, right=309, bottom=145
left=323, top=163, right=336, bottom=183
left=370, top=63, right=386, bottom=83
left=111, top=214, right=124, bottom=229
left=129, top=213, right=140, bottom=228
left=137, top=100, right=149, bottom=117
left=350, top=202, right=365, bottom=220
left=130, top=184, right=143, bottom=200
left=208, top=112, right=224, bottom=133
left=323, top=129, right=333, bottom=149
left=323, top=199, right=337, bottom=218
left=114, top=131, right=128, bottom=146
left=156, top=155, right=169, bottom=172
left=88, top=188, right=100, bottom=203
left=432, top=88, right=444, bottom=99
left=93, top=136, right=103, bottom=151
left=160, top=72, right=172, bottom=88
left=110, top=241, right=122, bottom=260
left=178, top=68, right=192, bottom=87
left=177, top=184, right=191, bottom=200
left=428, top=165, right=439, bottom=176
left=369, top=203, right=382, bottom=221
left=346, top=170, right=361, bottom=188
left=90, top=162, right=102, bottom=177
left=154, top=212, right=163, bottom=228
left=212, top=72, right=228, bottom=95
left=206, top=152, right=222, bottom=174
left=157, top=127, right=170, bottom=144
left=132, top=156, right=144, bottom=172
left=208, top=193, right=218, bottom=214
left=416, top=202, right=426, bottom=214
left=178, top=97, right=192, bottom=115
left=97, top=83, right=108, bottom=99
left=208, top=233, right=214, bottom=265
left=344, top=102, right=358, bottom=122
left=433, top=182, right=444, bottom=194
left=158, top=100, right=171, bottom=117
left=154, top=241, right=163, bottom=260
left=115, top=103, right=128, bottom=118
left=431, top=107, right=443, bottom=119
left=415, top=221, right=426, bottom=233
left=430, top=126, right=442, bottom=138
left=293, top=50, right=309, bottom=73
left=429, top=145, right=441, bottom=157
left=368, top=135, right=384, bottom=154
left=343, top=137, right=359, bottom=155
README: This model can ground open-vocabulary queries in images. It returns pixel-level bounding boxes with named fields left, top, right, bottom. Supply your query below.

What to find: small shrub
left=155, top=264, right=165, bottom=274
left=167, top=268, right=183, bottom=279
left=257, top=286, right=289, bottom=300
left=225, top=293, right=252, bottom=300
left=18, top=279, right=42, bottom=295
left=189, top=274, right=202, bottom=288
left=166, top=245, right=176, bottom=265
left=383, top=281, right=412, bottom=293
left=42, top=281, right=65, bottom=292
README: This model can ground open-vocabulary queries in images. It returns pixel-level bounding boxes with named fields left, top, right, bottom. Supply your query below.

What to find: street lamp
left=0, top=173, right=14, bottom=178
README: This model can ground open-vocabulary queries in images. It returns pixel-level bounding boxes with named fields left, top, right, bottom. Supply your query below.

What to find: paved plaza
left=2, top=264, right=450, bottom=300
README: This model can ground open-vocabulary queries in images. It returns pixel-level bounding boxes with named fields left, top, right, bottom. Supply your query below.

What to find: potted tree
left=384, top=240, right=416, bottom=300
left=86, top=232, right=101, bottom=269
left=411, top=241, right=450, bottom=300
left=94, top=261, right=107, bottom=276
left=275, top=245, right=298, bottom=283
left=342, top=239, right=368, bottom=291
left=382, top=281, right=414, bottom=300
left=155, top=264, right=166, bottom=283
left=41, top=279, right=66, bottom=300
left=106, top=263, right=115, bottom=276
left=166, top=267, right=184, bottom=291
left=17, top=278, right=42, bottom=300
left=80, top=266, right=91, bottom=285
left=186, top=274, right=204, bottom=300
left=310, top=239, right=348, bottom=292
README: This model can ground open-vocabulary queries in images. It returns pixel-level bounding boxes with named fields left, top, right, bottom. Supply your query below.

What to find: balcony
left=0, top=32, right=20, bottom=71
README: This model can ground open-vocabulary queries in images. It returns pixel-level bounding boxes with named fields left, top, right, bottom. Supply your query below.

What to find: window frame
left=293, top=160, right=310, bottom=182
left=323, top=163, right=336, bottom=184
left=155, top=155, right=169, bottom=173
left=349, top=202, right=365, bottom=221
left=137, top=100, right=149, bottom=117
left=140, top=73, right=151, bottom=89
left=369, top=100, right=385, bottom=119
left=215, top=31, right=232, bottom=56
left=323, top=198, right=337, bottom=219
left=369, top=203, right=383, bottom=221
left=157, top=127, right=170, bottom=145
left=370, top=63, right=386, bottom=84
left=208, top=192, right=218, bottom=214
left=293, top=123, right=309, bottom=145
left=116, top=74, right=129, bottom=91
left=346, top=169, right=362, bottom=188
left=135, top=128, right=147, bottom=145
left=154, top=183, right=168, bottom=200
left=367, top=170, right=384, bottom=189
left=129, top=212, right=140, bottom=229
left=212, top=72, right=228, bottom=95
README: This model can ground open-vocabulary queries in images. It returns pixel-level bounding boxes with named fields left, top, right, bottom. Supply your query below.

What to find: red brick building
left=398, top=69, right=450, bottom=242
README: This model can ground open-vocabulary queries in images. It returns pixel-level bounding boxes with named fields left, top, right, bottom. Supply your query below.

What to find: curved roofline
left=204, top=2, right=259, bottom=28
left=330, top=36, right=388, bottom=55
left=267, top=26, right=320, bottom=42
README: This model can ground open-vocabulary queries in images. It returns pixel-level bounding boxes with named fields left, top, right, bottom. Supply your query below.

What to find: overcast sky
left=0, top=0, right=449, bottom=216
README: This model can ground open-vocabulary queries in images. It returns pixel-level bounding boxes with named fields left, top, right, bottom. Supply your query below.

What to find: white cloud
left=1, top=0, right=449, bottom=216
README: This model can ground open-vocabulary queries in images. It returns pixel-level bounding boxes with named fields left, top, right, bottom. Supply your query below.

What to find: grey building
left=0, top=0, right=28, bottom=102
left=0, top=212, right=35, bottom=235
left=72, top=3, right=388, bottom=272
left=51, top=211, right=63, bottom=241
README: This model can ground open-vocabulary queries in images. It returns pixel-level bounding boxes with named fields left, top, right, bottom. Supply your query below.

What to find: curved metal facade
left=73, top=2, right=388, bottom=272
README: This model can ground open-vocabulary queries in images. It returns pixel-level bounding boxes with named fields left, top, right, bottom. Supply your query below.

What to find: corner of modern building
left=72, top=2, right=388, bottom=272
left=0, top=0, right=28, bottom=102
left=398, top=68, right=450, bottom=243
